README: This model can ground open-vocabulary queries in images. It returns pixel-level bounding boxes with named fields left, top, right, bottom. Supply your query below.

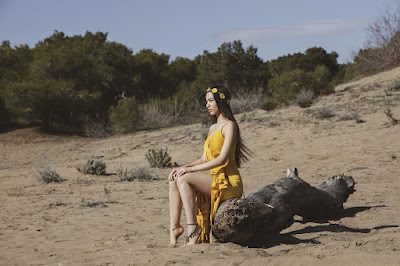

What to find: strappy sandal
left=184, top=223, right=202, bottom=246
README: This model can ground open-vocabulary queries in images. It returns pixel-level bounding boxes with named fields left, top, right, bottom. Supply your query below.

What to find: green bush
left=268, top=66, right=333, bottom=106
left=108, top=97, right=141, bottom=133
left=260, top=98, right=279, bottom=111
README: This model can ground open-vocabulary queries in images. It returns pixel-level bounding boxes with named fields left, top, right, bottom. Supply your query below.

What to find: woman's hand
left=168, top=167, right=193, bottom=181
left=168, top=168, right=178, bottom=181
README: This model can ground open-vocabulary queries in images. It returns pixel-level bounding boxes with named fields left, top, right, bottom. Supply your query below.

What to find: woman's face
left=205, top=92, right=220, bottom=116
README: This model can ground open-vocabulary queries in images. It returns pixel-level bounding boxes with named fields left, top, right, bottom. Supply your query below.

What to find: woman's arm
left=175, top=122, right=237, bottom=177
left=169, top=153, right=207, bottom=181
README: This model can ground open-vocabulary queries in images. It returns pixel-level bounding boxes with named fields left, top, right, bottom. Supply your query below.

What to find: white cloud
left=217, top=20, right=367, bottom=43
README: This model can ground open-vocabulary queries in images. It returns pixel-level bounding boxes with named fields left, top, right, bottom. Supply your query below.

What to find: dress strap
left=219, top=121, right=231, bottom=135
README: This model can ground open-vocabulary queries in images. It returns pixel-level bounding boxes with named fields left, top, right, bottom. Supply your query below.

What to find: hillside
left=1, top=67, right=399, bottom=265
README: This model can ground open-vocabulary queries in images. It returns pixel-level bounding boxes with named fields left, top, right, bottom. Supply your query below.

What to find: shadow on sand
left=245, top=205, right=399, bottom=248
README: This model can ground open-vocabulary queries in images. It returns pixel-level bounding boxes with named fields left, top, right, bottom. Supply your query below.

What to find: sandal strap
left=186, top=224, right=201, bottom=243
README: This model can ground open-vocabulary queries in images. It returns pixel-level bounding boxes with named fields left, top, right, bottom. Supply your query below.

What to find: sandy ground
left=1, top=67, right=400, bottom=265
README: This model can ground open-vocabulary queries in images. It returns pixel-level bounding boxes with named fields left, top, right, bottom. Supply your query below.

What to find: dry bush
left=139, top=90, right=198, bottom=129
left=145, top=148, right=173, bottom=168
left=312, top=107, right=335, bottom=119
left=388, top=80, right=400, bottom=92
left=352, top=7, right=400, bottom=76
left=239, top=113, right=255, bottom=123
left=81, top=116, right=112, bottom=138
left=77, top=156, right=107, bottom=175
left=139, top=101, right=177, bottom=129
left=116, top=165, right=156, bottom=181
left=339, top=107, right=365, bottom=123
left=230, top=88, right=266, bottom=114
left=296, top=89, right=314, bottom=108
left=38, top=164, right=64, bottom=183
left=338, top=113, right=354, bottom=121
left=383, top=107, right=399, bottom=125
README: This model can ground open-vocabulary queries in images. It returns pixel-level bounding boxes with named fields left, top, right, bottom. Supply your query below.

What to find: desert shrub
left=339, top=111, right=365, bottom=123
left=296, top=89, right=314, bottom=108
left=268, top=69, right=309, bottom=105
left=239, top=113, right=255, bottom=123
left=338, top=113, right=355, bottom=121
left=230, top=88, right=266, bottom=114
left=388, top=80, right=400, bottom=92
left=77, top=156, right=107, bottom=175
left=81, top=115, right=112, bottom=138
left=38, top=164, right=64, bottom=183
left=116, top=165, right=156, bottom=181
left=139, top=98, right=177, bottom=129
left=260, top=98, right=279, bottom=111
left=267, top=66, right=334, bottom=108
left=108, top=97, right=141, bottom=133
left=383, top=107, right=399, bottom=125
left=312, top=107, right=335, bottom=119
left=145, top=148, right=173, bottom=168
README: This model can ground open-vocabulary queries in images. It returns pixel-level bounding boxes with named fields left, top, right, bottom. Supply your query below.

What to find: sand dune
left=1, top=67, right=400, bottom=265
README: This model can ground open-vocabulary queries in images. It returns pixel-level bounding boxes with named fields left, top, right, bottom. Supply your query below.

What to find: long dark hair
left=207, top=85, right=251, bottom=167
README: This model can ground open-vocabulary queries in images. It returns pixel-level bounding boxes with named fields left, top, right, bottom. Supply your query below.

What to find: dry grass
left=116, top=165, right=157, bottom=181
left=37, top=164, right=64, bottom=183
left=312, top=107, right=335, bottom=119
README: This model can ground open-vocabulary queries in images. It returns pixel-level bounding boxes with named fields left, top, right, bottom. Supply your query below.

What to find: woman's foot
left=185, top=224, right=202, bottom=246
left=170, top=225, right=184, bottom=245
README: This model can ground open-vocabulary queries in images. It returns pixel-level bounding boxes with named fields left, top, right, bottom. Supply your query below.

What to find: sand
left=1, top=67, right=400, bottom=265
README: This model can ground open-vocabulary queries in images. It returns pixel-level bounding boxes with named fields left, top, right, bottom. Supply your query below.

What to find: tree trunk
left=212, top=168, right=355, bottom=244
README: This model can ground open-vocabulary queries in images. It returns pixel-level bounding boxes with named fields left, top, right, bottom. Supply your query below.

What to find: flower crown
left=206, top=87, right=231, bottom=105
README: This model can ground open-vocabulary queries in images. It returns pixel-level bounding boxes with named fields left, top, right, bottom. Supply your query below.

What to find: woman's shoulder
left=221, top=120, right=237, bottom=135
left=223, top=120, right=236, bottom=129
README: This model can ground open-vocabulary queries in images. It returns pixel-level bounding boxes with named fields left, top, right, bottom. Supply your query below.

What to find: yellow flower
left=212, top=88, right=218, bottom=93
left=227, top=99, right=231, bottom=105
left=219, top=93, right=225, bottom=99
left=206, top=87, right=211, bottom=92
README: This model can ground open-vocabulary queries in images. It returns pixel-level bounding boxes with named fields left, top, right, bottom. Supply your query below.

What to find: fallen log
left=213, top=168, right=355, bottom=244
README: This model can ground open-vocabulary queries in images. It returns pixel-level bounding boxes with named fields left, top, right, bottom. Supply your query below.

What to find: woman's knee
left=176, top=173, right=192, bottom=188
left=169, top=179, right=178, bottom=189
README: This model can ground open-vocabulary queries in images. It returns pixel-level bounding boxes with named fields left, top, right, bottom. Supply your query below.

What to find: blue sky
left=0, top=0, right=398, bottom=63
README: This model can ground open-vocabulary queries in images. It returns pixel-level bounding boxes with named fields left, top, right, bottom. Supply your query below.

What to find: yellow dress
left=195, top=123, right=243, bottom=243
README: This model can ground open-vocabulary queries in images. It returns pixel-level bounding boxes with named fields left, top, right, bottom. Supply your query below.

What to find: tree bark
left=212, top=168, right=355, bottom=244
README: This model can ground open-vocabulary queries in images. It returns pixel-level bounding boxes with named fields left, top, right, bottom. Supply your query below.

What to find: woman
left=168, top=85, right=250, bottom=245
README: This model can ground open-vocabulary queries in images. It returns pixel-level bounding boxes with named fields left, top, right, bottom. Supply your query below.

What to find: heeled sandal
left=185, top=223, right=202, bottom=245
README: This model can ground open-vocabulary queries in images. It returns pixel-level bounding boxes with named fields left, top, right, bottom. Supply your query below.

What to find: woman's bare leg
left=177, top=173, right=212, bottom=245
left=169, top=180, right=184, bottom=245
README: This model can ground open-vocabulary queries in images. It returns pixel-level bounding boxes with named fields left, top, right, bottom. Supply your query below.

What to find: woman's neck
left=216, top=113, right=228, bottom=124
